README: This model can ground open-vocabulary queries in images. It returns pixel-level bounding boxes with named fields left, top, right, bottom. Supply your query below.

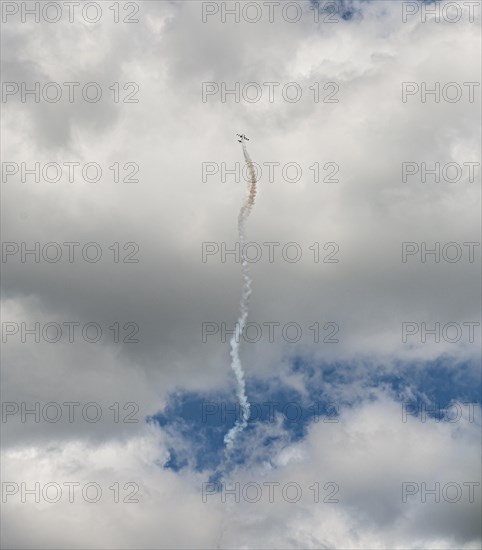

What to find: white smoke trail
left=223, top=139, right=257, bottom=453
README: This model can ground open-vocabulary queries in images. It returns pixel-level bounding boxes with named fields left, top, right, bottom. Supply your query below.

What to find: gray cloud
left=1, top=1, right=480, bottom=547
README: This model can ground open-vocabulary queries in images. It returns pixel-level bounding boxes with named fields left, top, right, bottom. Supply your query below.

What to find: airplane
left=236, top=133, right=249, bottom=141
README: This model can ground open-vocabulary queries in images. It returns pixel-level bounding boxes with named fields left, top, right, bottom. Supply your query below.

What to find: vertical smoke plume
left=223, top=139, right=257, bottom=453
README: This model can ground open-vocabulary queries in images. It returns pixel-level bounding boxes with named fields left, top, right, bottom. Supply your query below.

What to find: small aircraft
left=236, top=133, right=249, bottom=142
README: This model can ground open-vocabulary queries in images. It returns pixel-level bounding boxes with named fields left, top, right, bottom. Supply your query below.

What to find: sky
left=1, top=0, right=481, bottom=548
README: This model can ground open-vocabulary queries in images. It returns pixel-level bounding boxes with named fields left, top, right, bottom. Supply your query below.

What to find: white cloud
left=2, top=395, right=480, bottom=549
left=1, top=1, right=480, bottom=547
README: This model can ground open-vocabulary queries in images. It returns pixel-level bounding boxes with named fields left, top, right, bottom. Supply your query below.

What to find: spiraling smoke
left=223, top=139, right=258, bottom=453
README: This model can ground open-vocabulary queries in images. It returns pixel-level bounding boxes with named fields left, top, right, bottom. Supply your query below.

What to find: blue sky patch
left=149, top=356, right=480, bottom=473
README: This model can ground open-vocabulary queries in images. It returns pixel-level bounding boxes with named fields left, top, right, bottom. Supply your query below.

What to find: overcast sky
left=1, top=1, right=481, bottom=548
